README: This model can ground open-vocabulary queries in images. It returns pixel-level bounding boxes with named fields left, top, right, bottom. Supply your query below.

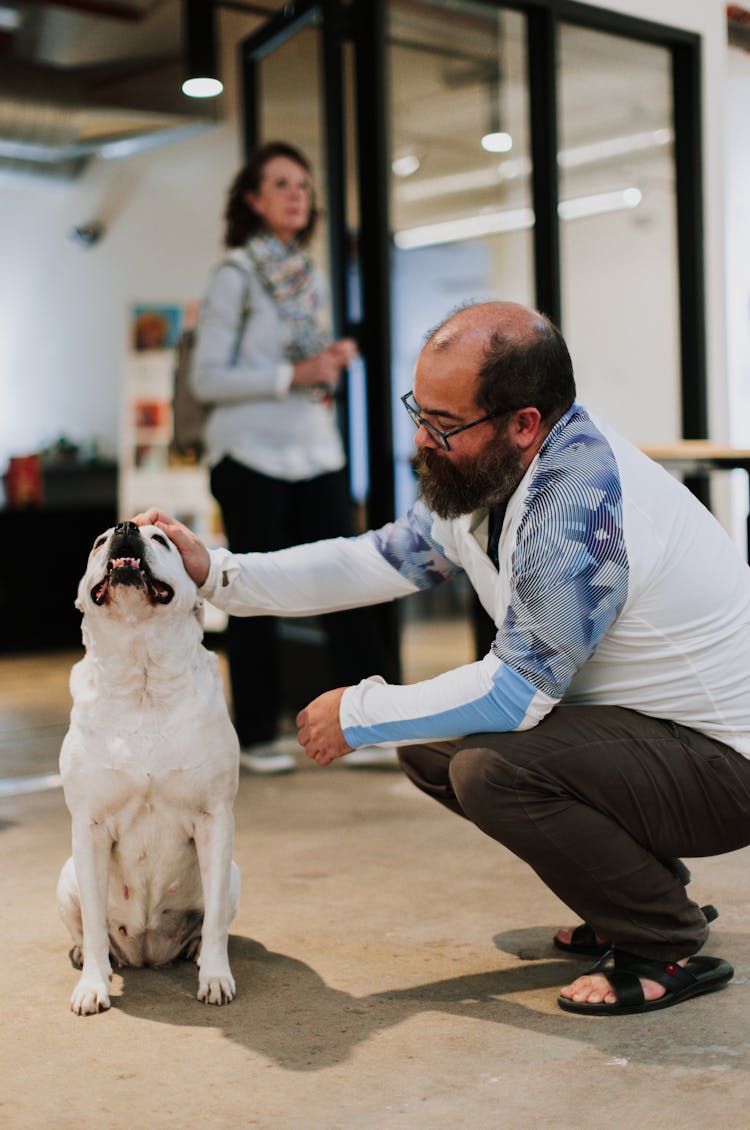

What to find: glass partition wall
left=558, top=24, right=680, bottom=445
left=240, top=0, right=704, bottom=672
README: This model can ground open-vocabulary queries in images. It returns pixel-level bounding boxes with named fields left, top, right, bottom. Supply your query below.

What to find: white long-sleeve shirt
left=199, top=404, right=750, bottom=757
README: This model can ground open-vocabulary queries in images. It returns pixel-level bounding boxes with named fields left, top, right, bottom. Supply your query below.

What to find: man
left=137, top=301, right=750, bottom=1016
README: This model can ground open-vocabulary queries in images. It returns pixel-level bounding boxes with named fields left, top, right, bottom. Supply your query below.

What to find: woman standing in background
left=191, top=141, right=395, bottom=774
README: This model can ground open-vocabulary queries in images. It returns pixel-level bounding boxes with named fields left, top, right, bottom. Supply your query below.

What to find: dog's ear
left=75, top=596, right=83, bottom=613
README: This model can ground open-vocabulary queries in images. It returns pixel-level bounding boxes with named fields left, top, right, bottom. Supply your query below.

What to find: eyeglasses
left=400, top=390, right=507, bottom=451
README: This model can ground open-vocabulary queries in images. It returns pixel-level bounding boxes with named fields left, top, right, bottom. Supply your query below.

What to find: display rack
left=119, top=302, right=227, bottom=632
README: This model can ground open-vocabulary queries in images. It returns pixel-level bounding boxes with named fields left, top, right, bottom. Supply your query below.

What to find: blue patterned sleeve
left=367, top=500, right=464, bottom=590
left=492, top=427, right=629, bottom=698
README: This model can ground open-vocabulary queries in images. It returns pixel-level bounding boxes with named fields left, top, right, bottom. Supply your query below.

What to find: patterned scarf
left=246, top=231, right=330, bottom=361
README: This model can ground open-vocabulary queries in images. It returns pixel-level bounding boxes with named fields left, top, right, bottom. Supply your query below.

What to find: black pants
left=398, top=705, right=750, bottom=960
left=210, top=456, right=395, bottom=745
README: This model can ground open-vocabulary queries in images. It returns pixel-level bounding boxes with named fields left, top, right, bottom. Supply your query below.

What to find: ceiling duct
left=0, top=0, right=218, bottom=180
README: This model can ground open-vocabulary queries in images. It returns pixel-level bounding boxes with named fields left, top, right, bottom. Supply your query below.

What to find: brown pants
left=398, top=705, right=750, bottom=960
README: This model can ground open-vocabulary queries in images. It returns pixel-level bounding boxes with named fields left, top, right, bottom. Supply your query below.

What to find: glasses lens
left=402, top=392, right=452, bottom=449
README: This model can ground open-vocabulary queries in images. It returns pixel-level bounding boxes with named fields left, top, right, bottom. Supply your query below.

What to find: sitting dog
left=57, top=520, right=240, bottom=1015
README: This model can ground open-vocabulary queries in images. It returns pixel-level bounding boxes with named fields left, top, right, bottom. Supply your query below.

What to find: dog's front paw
left=70, top=975, right=111, bottom=1015
left=197, top=967, right=235, bottom=1006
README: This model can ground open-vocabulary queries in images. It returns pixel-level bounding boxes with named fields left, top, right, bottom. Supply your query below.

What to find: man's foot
left=554, top=903, right=718, bottom=957
left=558, top=962, right=687, bottom=1006
left=555, top=924, right=605, bottom=949
left=557, top=949, right=733, bottom=1015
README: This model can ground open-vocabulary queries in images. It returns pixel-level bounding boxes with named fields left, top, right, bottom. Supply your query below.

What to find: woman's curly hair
left=223, top=141, right=319, bottom=248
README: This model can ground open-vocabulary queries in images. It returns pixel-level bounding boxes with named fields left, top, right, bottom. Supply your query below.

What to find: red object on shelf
left=4, top=454, right=43, bottom=508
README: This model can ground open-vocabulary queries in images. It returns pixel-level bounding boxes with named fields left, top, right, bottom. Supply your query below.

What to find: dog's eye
left=152, top=533, right=170, bottom=549
left=92, top=535, right=107, bottom=551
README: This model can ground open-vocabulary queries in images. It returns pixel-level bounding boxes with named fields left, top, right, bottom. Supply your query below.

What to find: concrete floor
left=2, top=648, right=750, bottom=1129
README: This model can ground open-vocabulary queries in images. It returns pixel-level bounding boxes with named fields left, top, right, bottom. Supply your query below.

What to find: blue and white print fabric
left=493, top=407, right=628, bottom=700
left=370, top=501, right=463, bottom=590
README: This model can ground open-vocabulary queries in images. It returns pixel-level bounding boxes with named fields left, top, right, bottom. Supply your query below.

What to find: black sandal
left=557, top=947, right=734, bottom=1016
left=553, top=903, right=719, bottom=957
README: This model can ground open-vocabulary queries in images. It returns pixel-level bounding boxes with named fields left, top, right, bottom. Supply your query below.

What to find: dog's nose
left=114, top=521, right=139, bottom=537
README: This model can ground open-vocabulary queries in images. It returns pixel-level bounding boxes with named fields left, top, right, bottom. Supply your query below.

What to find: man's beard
left=412, top=433, right=526, bottom=519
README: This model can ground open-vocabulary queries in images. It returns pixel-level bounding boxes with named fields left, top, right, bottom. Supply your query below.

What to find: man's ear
left=511, top=406, right=544, bottom=451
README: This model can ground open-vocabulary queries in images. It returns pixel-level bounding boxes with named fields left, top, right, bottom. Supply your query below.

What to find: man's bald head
left=424, top=301, right=575, bottom=427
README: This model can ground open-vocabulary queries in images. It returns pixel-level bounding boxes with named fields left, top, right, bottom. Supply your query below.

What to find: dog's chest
left=62, top=677, right=238, bottom=826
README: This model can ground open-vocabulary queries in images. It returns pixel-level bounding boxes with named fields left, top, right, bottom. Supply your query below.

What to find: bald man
left=137, top=301, right=750, bottom=1017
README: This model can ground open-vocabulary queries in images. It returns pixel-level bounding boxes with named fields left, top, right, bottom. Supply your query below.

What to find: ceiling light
left=396, top=129, right=671, bottom=205
left=481, top=131, right=512, bottom=153
left=182, top=0, right=223, bottom=100
left=394, top=187, right=642, bottom=250
left=0, top=5, right=21, bottom=30
left=558, top=186, right=642, bottom=220
left=182, top=77, right=223, bottom=98
left=392, top=154, right=421, bottom=178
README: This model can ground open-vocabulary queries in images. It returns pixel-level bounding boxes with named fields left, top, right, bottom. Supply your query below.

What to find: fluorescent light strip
left=394, top=187, right=642, bottom=250
left=397, top=128, right=671, bottom=205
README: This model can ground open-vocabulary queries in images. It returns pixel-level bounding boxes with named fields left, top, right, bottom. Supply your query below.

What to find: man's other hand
left=296, top=688, right=353, bottom=766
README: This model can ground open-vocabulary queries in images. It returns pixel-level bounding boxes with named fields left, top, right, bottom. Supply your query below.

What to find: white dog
left=57, top=520, right=240, bottom=1015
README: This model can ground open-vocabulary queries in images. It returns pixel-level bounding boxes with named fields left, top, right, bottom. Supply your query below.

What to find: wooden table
left=641, top=441, right=750, bottom=563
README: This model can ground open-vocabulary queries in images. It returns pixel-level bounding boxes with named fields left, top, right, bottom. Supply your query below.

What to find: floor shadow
left=104, top=931, right=750, bottom=1075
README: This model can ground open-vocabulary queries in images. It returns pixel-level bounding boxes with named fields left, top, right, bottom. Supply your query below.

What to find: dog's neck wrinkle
left=83, top=620, right=205, bottom=699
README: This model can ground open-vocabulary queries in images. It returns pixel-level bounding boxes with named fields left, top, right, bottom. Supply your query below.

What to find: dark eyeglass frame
left=400, top=390, right=508, bottom=451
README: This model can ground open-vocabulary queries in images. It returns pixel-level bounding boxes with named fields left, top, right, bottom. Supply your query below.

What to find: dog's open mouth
left=91, top=556, right=174, bottom=607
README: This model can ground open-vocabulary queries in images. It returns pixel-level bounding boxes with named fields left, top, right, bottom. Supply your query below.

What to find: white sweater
left=199, top=404, right=750, bottom=757
left=190, top=248, right=345, bottom=481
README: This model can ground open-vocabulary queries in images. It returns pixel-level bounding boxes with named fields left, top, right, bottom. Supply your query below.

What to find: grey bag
left=171, top=258, right=252, bottom=456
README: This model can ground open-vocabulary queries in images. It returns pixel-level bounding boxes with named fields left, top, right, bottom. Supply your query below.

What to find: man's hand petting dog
left=133, top=508, right=211, bottom=587
left=57, top=521, right=240, bottom=1014
left=296, top=688, right=353, bottom=765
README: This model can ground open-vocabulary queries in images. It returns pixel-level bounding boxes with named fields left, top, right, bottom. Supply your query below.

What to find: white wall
left=0, top=126, right=237, bottom=470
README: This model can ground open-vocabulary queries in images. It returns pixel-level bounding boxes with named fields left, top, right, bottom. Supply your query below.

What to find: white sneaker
left=239, top=736, right=298, bottom=775
left=340, top=744, right=400, bottom=768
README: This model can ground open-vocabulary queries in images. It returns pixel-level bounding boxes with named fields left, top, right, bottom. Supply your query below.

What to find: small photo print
left=134, top=399, right=170, bottom=429
left=132, top=304, right=182, bottom=351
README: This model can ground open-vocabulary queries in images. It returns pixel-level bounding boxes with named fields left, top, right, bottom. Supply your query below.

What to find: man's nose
left=414, top=423, right=439, bottom=450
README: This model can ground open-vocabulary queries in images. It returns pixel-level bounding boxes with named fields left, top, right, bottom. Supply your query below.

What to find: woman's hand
left=290, top=338, right=359, bottom=391
left=132, top=508, right=211, bottom=587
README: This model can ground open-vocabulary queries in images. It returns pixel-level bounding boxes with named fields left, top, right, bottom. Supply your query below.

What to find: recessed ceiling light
left=481, top=131, right=512, bottom=154
left=392, top=154, right=421, bottom=177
